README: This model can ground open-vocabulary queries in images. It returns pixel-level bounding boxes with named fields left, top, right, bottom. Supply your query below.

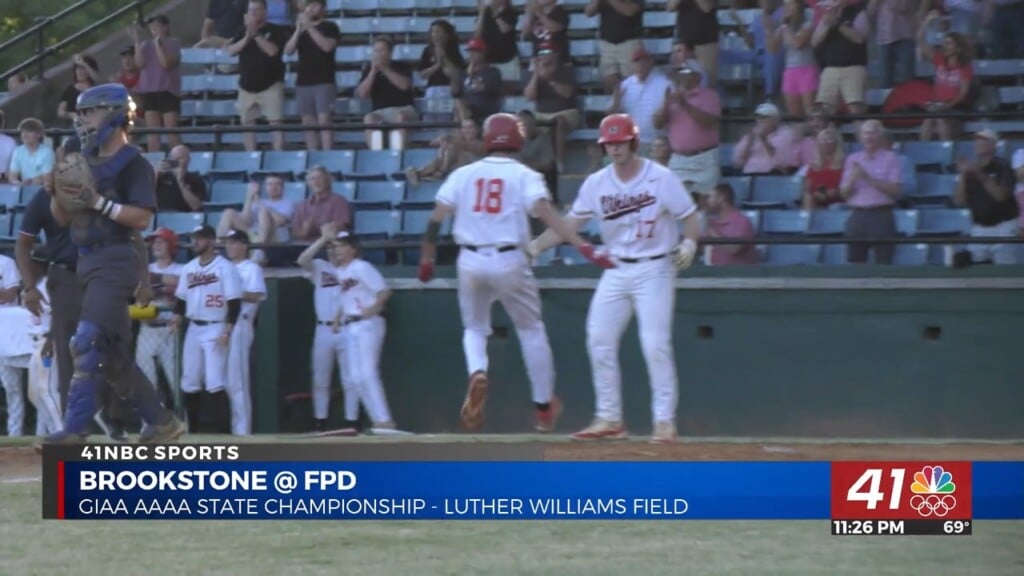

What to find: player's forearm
left=296, top=236, right=328, bottom=269
left=14, top=235, right=39, bottom=289
left=532, top=217, right=582, bottom=253
left=681, top=212, right=700, bottom=242
left=535, top=200, right=585, bottom=248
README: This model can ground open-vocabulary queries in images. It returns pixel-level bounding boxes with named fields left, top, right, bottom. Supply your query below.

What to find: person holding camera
left=155, top=145, right=207, bottom=212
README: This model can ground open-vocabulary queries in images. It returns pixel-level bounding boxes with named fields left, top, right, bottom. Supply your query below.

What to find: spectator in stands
left=704, top=183, right=761, bottom=265
left=7, top=118, right=54, bottom=186
left=358, top=37, right=419, bottom=151
left=522, top=0, right=570, bottom=63
left=110, top=46, right=141, bottom=92
left=131, top=16, right=183, bottom=153
left=228, top=0, right=289, bottom=152
left=1015, top=148, right=1024, bottom=236
left=732, top=102, right=801, bottom=175
left=667, top=41, right=709, bottom=88
left=811, top=0, right=869, bottom=118
left=285, top=0, right=340, bottom=151
left=0, top=111, right=15, bottom=183
left=418, top=20, right=467, bottom=122
left=954, top=129, right=1020, bottom=264
left=798, top=105, right=834, bottom=164
left=585, top=0, right=644, bottom=94
left=291, top=166, right=352, bottom=241
left=453, top=38, right=503, bottom=125
left=650, top=136, right=671, bottom=166
left=840, top=119, right=902, bottom=265
left=517, top=110, right=558, bottom=202
left=988, top=0, right=1024, bottom=59
left=654, top=63, right=720, bottom=196
left=7, top=72, right=29, bottom=96
left=56, top=55, right=99, bottom=123
left=917, top=22, right=974, bottom=142
left=405, top=118, right=485, bottom=186
left=881, top=130, right=916, bottom=198
left=724, top=1, right=784, bottom=100
left=667, top=0, right=719, bottom=86
left=608, top=46, right=673, bottom=155
left=476, top=0, right=522, bottom=89
left=217, top=175, right=294, bottom=243
left=921, top=0, right=981, bottom=41
left=867, top=0, right=916, bottom=88
left=524, top=44, right=579, bottom=172
left=155, top=145, right=208, bottom=212
left=265, top=0, right=294, bottom=26
left=769, top=0, right=818, bottom=118
left=800, top=126, right=845, bottom=210
left=196, top=0, right=247, bottom=48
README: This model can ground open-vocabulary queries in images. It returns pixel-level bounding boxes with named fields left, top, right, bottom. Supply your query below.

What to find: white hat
left=1012, top=148, right=1024, bottom=170
left=755, top=102, right=780, bottom=117
left=974, top=128, right=1000, bottom=141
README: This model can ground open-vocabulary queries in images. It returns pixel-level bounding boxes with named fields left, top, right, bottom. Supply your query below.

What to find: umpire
left=40, top=83, right=185, bottom=445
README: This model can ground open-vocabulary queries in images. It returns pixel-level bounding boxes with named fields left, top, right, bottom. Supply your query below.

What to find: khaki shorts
left=493, top=58, right=521, bottom=83
left=668, top=147, right=720, bottom=196
left=237, top=82, right=284, bottom=123
left=367, top=105, right=420, bottom=123
left=534, top=109, right=582, bottom=130
left=599, top=39, right=642, bottom=79
left=816, top=65, right=867, bottom=109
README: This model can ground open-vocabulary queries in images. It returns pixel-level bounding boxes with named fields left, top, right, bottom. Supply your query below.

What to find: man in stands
left=954, top=129, right=1019, bottom=265
left=196, top=0, right=247, bottom=49
left=585, top=0, right=644, bottom=94
left=610, top=46, right=673, bottom=158
left=704, top=183, right=760, bottom=266
left=811, top=0, right=870, bottom=118
left=291, top=166, right=352, bottom=242
left=841, top=120, right=902, bottom=265
left=357, top=37, right=419, bottom=151
left=227, top=0, right=289, bottom=151
left=732, top=102, right=801, bottom=175
left=155, top=145, right=207, bottom=212
left=453, top=38, right=503, bottom=126
left=654, top=62, right=720, bottom=197
left=524, top=43, right=579, bottom=172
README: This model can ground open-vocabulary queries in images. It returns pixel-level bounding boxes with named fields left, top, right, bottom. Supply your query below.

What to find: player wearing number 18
left=418, top=112, right=615, bottom=432
left=528, top=113, right=701, bottom=444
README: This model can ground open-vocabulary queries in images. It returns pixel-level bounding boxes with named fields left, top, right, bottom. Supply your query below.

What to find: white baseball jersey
left=0, top=255, right=20, bottom=309
left=436, top=157, right=551, bottom=247
left=336, top=258, right=388, bottom=317
left=175, top=255, right=243, bottom=322
left=149, top=261, right=184, bottom=321
left=308, top=259, right=343, bottom=322
left=234, top=259, right=267, bottom=319
left=570, top=159, right=697, bottom=259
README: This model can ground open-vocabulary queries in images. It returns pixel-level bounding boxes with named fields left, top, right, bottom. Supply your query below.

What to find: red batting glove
left=578, top=243, right=615, bottom=269
left=418, top=259, right=435, bottom=283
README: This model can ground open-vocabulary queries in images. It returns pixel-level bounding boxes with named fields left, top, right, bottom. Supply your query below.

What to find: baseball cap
left=466, top=37, right=487, bottom=52
left=147, top=227, right=178, bottom=244
left=632, top=46, right=651, bottom=61
left=333, top=230, right=358, bottom=246
left=225, top=229, right=251, bottom=244
left=755, top=102, right=781, bottom=118
left=974, top=128, right=999, bottom=141
left=191, top=224, right=216, bottom=239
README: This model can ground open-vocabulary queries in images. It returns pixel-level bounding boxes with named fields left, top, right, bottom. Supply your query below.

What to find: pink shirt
left=799, top=136, right=817, bottom=167
left=841, top=149, right=902, bottom=208
left=666, top=87, right=721, bottom=155
left=291, top=193, right=353, bottom=240
left=136, top=37, right=182, bottom=96
left=706, top=209, right=760, bottom=266
left=733, top=125, right=801, bottom=174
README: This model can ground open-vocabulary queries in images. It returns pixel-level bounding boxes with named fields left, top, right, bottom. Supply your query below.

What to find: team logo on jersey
left=340, top=278, right=359, bottom=291
left=320, top=272, right=339, bottom=288
left=601, top=192, right=656, bottom=221
left=186, top=272, right=219, bottom=289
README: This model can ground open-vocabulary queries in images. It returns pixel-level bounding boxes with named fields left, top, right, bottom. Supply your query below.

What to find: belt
left=675, top=145, right=717, bottom=158
left=463, top=245, right=517, bottom=253
left=618, top=253, right=668, bottom=264
left=318, top=316, right=365, bottom=326
left=146, top=322, right=169, bottom=328
left=189, top=319, right=222, bottom=326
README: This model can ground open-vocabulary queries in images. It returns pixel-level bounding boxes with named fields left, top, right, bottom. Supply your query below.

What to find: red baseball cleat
left=534, top=396, right=563, bottom=433
left=460, top=371, right=489, bottom=431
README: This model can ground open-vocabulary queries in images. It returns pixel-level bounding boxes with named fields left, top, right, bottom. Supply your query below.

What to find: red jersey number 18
left=474, top=179, right=503, bottom=214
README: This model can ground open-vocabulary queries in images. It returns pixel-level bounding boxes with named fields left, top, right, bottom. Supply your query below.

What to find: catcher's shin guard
left=51, top=322, right=106, bottom=438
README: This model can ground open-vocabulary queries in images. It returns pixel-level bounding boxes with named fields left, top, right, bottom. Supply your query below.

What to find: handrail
left=0, top=0, right=154, bottom=83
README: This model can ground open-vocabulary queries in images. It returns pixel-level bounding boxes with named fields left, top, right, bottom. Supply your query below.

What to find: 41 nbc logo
left=909, top=465, right=957, bottom=518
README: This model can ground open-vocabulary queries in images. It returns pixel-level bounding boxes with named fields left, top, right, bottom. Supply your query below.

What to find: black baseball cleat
left=138, top=418, right=187, bottom=444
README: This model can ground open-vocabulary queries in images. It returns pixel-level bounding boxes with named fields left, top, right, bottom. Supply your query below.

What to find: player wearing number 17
left=418, top=112, right=615, bottom=432
left=528, top=114, right=701, bottom=444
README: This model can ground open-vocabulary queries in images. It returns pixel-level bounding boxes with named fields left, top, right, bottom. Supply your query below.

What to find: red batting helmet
left=597, top=114, right=639, bottom=151
left=147, top=227, right=178, bottom=254
left=483, top=112, right=525, bottom=153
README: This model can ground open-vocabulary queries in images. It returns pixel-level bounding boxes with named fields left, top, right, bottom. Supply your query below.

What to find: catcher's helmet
left=74, top=83, right=136, bottom=155
left=482, top=113, right=525, bottom=153
left=597, top=114, right=639, bottom=150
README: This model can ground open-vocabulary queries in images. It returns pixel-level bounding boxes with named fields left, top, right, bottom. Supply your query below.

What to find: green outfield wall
left=252, top=266, right=1024, bottom=439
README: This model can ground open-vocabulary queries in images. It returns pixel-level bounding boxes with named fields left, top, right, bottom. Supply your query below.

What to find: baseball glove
left=53, top=153, right=99, bottom=213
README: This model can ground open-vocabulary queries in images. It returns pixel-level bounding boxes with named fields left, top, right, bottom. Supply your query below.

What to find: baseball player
left=333, top=231, right=396, bottom=433
left=528, top=114, right=700, bottom=444
left=0, top=253, right=26, bottom=435
left=224, top=229, right=266, bottom=435
left=418, top=112, right=615, bottom=432
left=170, top=225, right=242, bottom=433
left=41, top=83, right=186, bottom=446
left=24, top=277, right=61, bottom=436
left=296, top=224, right=354, bottom=433
left=136, top=227, right=183, bottom=408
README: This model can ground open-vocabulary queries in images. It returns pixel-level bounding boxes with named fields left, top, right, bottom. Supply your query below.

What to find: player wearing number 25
left=170, top=225, right=243, bottom=433
left=418, top=112, right=614, bottom=433
left=529, top=114, right=701, bottom=444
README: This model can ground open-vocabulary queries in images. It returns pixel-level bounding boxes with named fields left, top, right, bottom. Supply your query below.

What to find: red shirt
left=932, top=51, right=972, bottom=104
left=806, top=167, right=844, bottom=206
left=118, top=70, right=140, bottom=90
left=706, top=209, right=760, bottom=266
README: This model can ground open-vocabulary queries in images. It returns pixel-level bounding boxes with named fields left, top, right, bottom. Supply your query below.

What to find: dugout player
left=136, top=227, right=183, bottom=410
left=224, top=228, right=266, bottom=435
left=41, top=83, right=186, bottom=445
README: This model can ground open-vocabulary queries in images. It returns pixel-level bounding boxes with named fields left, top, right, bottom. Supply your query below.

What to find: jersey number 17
left=473, top=179, right=503, bottom=214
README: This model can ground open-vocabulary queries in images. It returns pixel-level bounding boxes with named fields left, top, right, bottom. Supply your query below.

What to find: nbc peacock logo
left=909, top=465, right=957, bottom=518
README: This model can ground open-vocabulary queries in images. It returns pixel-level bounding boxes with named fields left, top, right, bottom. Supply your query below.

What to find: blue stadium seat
left=745, top=175, right=802, bottom=209
left=0, top=213, right=11, bottom=240
left=335, top=70, right=363, bottom=91
left=180, top=48, right=218, bottom=66
left=393, top=43, right=426, bottom=63
left=895, top=209, right=918, bottom=236
left=19, top=185, right=43, bottom=206
left=807, top=209, right=849, bottom=236
left=760, top=210, right=809, bottom=235
left=207, top=181, right=249, bottom=208
left=719, top=176, right=751, bottom=204
left=898, top=141, right=953, bottom=171
left=581, top=217, right=601, bottom=240
left=533, top=248, right=557, bottom=266
left=188, top=151, right=215, bottom=175
left=0, top=184, right=20, bottom=209
left=405, top=181, right=442, bottom=203
left=283, top=182, right=307, bottom=204
left=332, top=0, right=376, bottom=12
left=973, top=59, right=1024, bottom=79
left=260, top=151, right=308, bottom=178
left=892, top=243, right=929, bottom=266
left=765, top=244, right=821, bottom=265
left=379, top=0, right=417, bottom=13
left=192, top=99, right=237, bottom=119
left=916, top=209, right=972, bottom=236
left=820, top=244, right=848, bottom=265
left=142, top=151, right=165, bottom=168
left=357, top=181, right=405, bottom=206
left=336, top=45, right=372, bottom=65
left=9, top=213, right=22, bottom=239
left=574, top=66, right=602, bottom=87
left=581, top=95, right=613, bottom=112
left=352, top=150, right=402, bottom=179
left=646, top=37, right=673, bottom=57
left=344, top=17, right=376, bottom=34
left=570, top=39, right=598, bottom=58
left=157, top=212, right=206, bottom=236
left=332, top=181, right=357, bottom=201
left=910, top=173, right=956, bottom=206
left=403, top=148, right=437, bottom=170
left=568, top=13, right=598, bottom=34
left=204, top=210, right=225, bottom=231
left=401, top=207, right=449, bottom=235
left=642, top=11, right=676, bottom=29
left=999, top=86, right=1024, bottom=107
left=353, top=208, right=399, bottom=236
left=502, top=96, right=531, bottom=114
left=309, top=150, right=356, bottom=176
left=212, top=151, right=262, bottom=177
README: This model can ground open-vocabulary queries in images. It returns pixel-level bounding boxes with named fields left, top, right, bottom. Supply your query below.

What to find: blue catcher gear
left=46, top=321, right=107, bottom=441
left=74, top=83, right=136, bottom=156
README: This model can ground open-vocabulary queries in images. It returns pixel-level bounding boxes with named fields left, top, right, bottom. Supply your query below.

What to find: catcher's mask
left=74, top=83, right=136, bottom=155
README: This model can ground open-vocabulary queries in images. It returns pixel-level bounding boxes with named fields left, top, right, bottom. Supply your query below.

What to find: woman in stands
left=418, top=20, right=466, bottom=122
left=770, top=0, right=819, bottom=119
left=917, top=13, right=974, bottom=142
left=800, top=126, right=845, bottom=211
left=56, top=55, right=99, bottom=124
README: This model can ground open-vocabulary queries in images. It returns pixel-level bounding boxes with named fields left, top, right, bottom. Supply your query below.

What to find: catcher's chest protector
left=72, top=146, right=142, bottom=246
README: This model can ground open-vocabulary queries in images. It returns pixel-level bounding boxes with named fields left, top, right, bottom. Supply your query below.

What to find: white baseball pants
left=227, top=318, right=255, bottom=435
left=0, top=361, right=25, bottom=436
left=344, top=316, right=391, bottom=425
left=311, top=323, right=353, bottom=421
left=137, top=323, right=179, bottom=395
left=586, top=257, right=679, bottom=424
left=181, top=322, right=228, bottom=394
left=28, top=344, right=62, bottom=436
left=456, top=247, right=555, bottom=404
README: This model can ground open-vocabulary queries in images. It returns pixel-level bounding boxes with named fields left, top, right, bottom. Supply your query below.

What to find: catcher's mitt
left=53, top=153, right=99, bottom=213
